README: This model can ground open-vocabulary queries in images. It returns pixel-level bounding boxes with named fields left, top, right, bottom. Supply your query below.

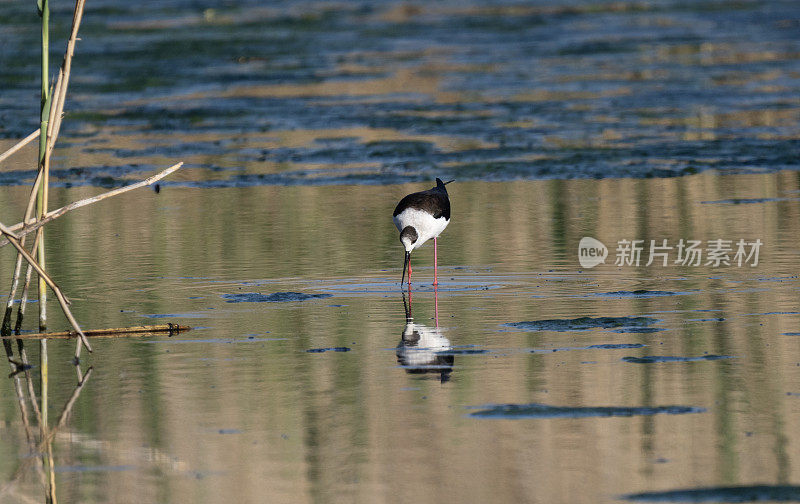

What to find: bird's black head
left=399, top=226, right=418, bottom=252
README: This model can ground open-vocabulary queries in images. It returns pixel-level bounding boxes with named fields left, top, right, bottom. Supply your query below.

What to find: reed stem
left=37, top=7, right=52, bottom=496
left=37, top=0, right=51, bottom=333
left=0, top=129, right=40, bottom=166
left=0, top=222, right=92, bottom=353
left=2, top=167, right=44, bottom=335
left=15, top=230, right=42, bottom=334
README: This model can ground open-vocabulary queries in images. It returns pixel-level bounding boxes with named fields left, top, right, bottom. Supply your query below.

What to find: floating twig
left=2, top=324, right=192, bottom=340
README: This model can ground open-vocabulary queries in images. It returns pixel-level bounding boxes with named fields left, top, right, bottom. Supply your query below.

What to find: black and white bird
left=393, top=178, right=453, bottom=287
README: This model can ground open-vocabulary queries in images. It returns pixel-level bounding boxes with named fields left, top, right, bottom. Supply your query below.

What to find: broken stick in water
left=2, top=324, right=192, bottom=340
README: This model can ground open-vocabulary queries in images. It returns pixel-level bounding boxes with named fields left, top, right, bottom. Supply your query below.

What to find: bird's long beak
left=401, top=251, right=411, bottom=286
left=443, top=179, right=455, bottom=185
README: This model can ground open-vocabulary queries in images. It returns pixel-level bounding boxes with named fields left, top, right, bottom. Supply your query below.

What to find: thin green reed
left=37, top=0, right=51, bottom=332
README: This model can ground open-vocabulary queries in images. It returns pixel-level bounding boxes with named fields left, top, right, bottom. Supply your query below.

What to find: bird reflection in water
left=396, top=286, right=454, bottom=383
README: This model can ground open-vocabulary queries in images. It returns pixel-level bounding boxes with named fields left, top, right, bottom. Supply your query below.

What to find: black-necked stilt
left=393, top=178, right=453, bottom=288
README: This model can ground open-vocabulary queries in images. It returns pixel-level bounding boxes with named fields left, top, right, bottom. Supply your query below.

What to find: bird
left=393, top=178, right=453, bottom=288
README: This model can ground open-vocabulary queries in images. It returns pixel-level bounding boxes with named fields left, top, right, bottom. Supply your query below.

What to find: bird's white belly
left=393, top=208, right=449, bottom=250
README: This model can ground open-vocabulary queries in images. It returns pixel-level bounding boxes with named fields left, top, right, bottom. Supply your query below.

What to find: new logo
left=578, top=237, right=608, bottom=268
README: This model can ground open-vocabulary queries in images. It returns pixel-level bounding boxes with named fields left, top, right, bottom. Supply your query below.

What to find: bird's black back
left=393, top=178, right=451, bottom=220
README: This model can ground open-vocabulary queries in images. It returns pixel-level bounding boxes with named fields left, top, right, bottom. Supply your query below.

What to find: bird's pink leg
left=407, top=256, right=412, bottom=289
left=434, top=283, right=439, bottom=328
left=433, top=237, right=439, bottom=286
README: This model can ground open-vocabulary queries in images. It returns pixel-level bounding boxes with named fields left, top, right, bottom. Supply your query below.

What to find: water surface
left=2, top=174, right=800, bottom=503
left=1, top=0, right=800, bottom=503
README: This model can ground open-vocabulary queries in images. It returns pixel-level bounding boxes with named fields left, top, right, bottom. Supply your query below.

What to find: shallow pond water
left=2, top=175, right=800, bottom=503
left=1, top=0, right=800, bottom=503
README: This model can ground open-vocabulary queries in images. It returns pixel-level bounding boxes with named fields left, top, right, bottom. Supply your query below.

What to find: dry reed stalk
left=5, top=163, right=182, bottom=349
left=0, top=226, right=64, bottom=301
left=33, top=0, right=85, bottom=341
left=0, top=162, right=184, bottom=246
left=47, top=0, right=86, bottom=157
left=11, top=172, right=45, bottom=334
left=0, top=223, right=91, bottom=353
left=2, top=255, right=26, bottom=334
left=0, top=129, right=41, bottom=166
left=14, top=232, right=40, bottom=335
left=1, top=0, right=76, bottom=325
left=2, top=172, right=44, bottom=334
left=2, top=0, right=181, bottom=360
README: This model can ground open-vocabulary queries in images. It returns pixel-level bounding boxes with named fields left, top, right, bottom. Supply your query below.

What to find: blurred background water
left=1, top=1, right=800, bottom=503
